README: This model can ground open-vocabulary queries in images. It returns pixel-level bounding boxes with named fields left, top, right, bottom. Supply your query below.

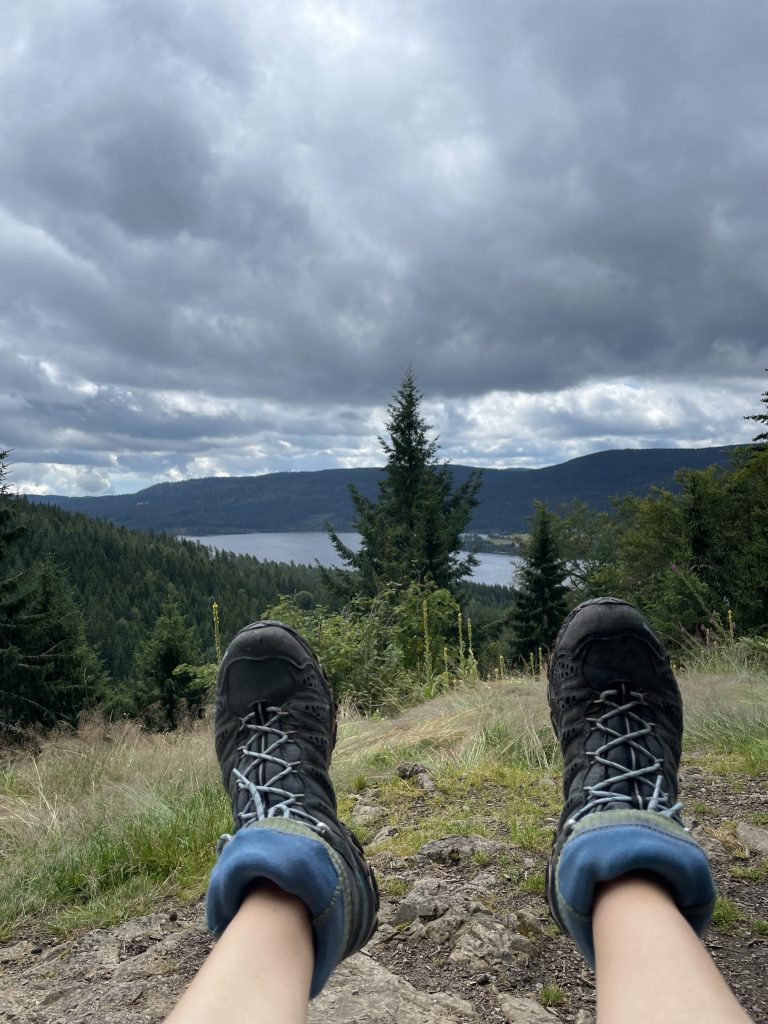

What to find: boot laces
left=568, top=687, right=684, bottom=829
left=227, top=706, right=328, bottom=838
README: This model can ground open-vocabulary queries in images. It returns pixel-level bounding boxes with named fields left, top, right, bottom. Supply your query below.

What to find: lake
left=186, top=532, right=520, bottom=588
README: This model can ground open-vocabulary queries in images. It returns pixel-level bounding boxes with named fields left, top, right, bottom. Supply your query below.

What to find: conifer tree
left=0, top=451, right=35, bottom=736
left=0, top=454, right=105, bottom=730
left=326, top=370, right=482, bottom=595
left=135, top=591, right=202, bottom=729
left=509, top=501, right=569, bottom=662
left=745, top=368, right=768, bottom=443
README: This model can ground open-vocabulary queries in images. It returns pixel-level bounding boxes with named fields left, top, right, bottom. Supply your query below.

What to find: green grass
left=679, top=672, right=768, bottom=774
left=731, top=860, right=768, bottom=883
left=710, top=897, right=742, bottom=934
left=538, top=982, right=566, bottom=1007
left=1, top=668, right=766, bottom=943
left=519, top=872, right=547, bottom=895
left=0, top=716, right=227, bottom=939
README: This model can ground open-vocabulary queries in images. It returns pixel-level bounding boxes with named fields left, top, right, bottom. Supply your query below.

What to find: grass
left=0, top=666, right=765, bottom=942
left=678, top=670, right=768, bottom=774
left=537, top=982, right=566, bottom=1007
left=731, top=859, right=768, bottom=883
left=0, top=714, right=228, bottom=939
left=710, top=896, right=742, bottom=934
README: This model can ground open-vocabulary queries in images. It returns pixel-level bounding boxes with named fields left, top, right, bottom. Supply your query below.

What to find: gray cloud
left=2, top=1, right=767, bottom=494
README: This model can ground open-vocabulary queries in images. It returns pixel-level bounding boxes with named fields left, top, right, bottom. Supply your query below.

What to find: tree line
left=1, top=369, right=766, bottom=734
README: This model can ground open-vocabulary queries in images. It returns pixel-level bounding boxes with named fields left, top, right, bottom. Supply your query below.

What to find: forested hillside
left=10, top=500, right=338, bottom=680
left=30, top=446, right=735, bottom=534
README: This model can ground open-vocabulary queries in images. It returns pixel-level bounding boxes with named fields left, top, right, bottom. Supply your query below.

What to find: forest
left=1, top=373, right=766, bottom=736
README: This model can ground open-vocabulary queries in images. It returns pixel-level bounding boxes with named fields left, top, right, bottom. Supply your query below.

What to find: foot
left=207, top=620, right=378, bottom=995
left=545, top=598, right=715, bottom=964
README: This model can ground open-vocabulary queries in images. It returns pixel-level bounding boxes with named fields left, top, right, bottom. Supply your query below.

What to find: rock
left=420, top=911, right=471, bottom=945
left=689, top=824, right=728, bottom=863
left=574, top=1010, right=595, bottom=1024
left=369, top=825, right=399, bottom=845
left=310, top=953, right=477, bottom=1022
left=418, top=835, right=507, bottom=864
left=736, top=822, right=768, bottom=857
left=431, top=992, right=477, bottom=1017
left=394, top=878, right=452, bottom=925
left=396, top=761, right=437, bottom=793
left=351, top=802, right=387, bottom=826
left=449, top=916, right=534, bottom=969
left=367, top=924, right=398, bottom=945
left=515, top=909, right=547, bottom=937
left=496, top=992, right=557, bottom=1023
left=415, top=773, right=437, bottom=793
left=0, top=940, right=38, bottom=964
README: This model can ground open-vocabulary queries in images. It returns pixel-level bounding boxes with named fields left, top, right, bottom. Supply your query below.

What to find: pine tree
left=0, top=452, right=37, bottom=735
left=1, top=454, right=105, bottom=730
left=509, top=502, right=569, bottom=662
left=326, top=370, right=482, bottom=595
left=134, top=591, right=202, bottom=729
left=745, top=368, right=768, bottom=443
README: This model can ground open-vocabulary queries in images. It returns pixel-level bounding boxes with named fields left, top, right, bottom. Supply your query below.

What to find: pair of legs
left=167, top=876, right=749, bottom=1024
left=166, top=602, right=752, bottom=1024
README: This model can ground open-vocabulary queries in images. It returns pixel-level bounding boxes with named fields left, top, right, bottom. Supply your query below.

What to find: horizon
left=16, top=441, right=737, bottom=500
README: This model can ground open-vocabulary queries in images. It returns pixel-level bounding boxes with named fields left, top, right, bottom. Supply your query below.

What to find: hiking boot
left=206, top=620, right=378, bottom=996
left=545, top=597, right=715, bottom=964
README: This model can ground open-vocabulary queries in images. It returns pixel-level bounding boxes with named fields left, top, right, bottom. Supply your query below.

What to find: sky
left=2, top=0, right=767, bottom=496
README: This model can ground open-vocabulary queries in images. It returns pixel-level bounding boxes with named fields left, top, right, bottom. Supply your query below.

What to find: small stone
left=431, top=991, right=477, bottom=1017
left=351, top=803, right=387, bottom=826
left=496, top=992, right=558, bottom=1023
left=370, top=825, right=399, bottom=845
left=574, top=1010, right=595, bottom=1024
left=169, top=911, right=178, bottom=922
left=418, top=835, right=507, bottom=864
left=415, top=772, right=437, bottom=793
left=515, top=909, right=546, bottom=937
left=450, top=916, right=534, bottom=969
left=736, top=822, right=768, bottom=857
left=421, top=911, right=470, bottom=945
left=394, top=878, right=452, bottom=924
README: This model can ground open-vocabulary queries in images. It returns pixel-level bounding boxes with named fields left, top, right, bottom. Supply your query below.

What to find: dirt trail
left=2, top=769, right=766, bottom=1023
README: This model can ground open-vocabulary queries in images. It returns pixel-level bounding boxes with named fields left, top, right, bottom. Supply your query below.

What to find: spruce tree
left=135, top=591, right=202, bottom=729
left=327, top=370, right=482, bottom=595
left=0, top=452, right=39, bottom=735
left=509, top=501, right=569, bottom=662
left=0, top=454, right=104, bottom=731
left=745, top=368, right=768, bottom=443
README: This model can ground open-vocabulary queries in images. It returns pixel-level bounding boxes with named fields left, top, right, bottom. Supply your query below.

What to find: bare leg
left=594, top=875, right=751, bottom=1024
left=166, top=883, right=313, bottom=1024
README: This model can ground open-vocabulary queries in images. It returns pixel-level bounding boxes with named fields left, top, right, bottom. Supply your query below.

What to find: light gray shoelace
left=231, top=706, right=327, bottom=835
left=567, top=688, right=684, bottom=829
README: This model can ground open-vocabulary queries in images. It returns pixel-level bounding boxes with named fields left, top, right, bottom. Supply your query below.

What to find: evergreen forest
left=2, top=372, right=767, bottom=736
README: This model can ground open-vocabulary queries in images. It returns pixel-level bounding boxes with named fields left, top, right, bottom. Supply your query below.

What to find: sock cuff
left=205, top=820, right=347, bottom=998
left=553, top=811, right=716, bottom=967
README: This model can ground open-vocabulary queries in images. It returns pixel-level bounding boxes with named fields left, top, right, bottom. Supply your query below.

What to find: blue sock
left=553, top=809, right=716, bottom=966
left=206, top=818, right=347, bottom=998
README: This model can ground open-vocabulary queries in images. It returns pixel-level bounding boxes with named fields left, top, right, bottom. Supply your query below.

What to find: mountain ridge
left=28, top=445, right=736, bottom=534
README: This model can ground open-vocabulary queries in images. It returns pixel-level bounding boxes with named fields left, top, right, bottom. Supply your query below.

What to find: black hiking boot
left=545, top=597, right=715, bottom=964
left=206, top=620, right=378, bottom=996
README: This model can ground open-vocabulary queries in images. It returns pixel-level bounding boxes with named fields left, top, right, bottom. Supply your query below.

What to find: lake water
left=186, top=532, right=521, bottom=588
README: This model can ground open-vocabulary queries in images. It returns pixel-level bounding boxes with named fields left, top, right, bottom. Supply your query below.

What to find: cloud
left=2, top=1, right=768, bottom=494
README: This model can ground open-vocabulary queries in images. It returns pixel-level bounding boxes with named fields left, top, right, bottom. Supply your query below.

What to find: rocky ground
left=2, top=766, right=767, bottom=1023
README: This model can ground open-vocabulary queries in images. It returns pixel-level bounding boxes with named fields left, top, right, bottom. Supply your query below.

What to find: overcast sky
left=2, top=0, right=767, bottom=496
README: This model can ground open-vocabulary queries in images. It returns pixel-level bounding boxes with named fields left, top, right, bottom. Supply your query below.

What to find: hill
left=29, top=446, right=735, bottom=534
